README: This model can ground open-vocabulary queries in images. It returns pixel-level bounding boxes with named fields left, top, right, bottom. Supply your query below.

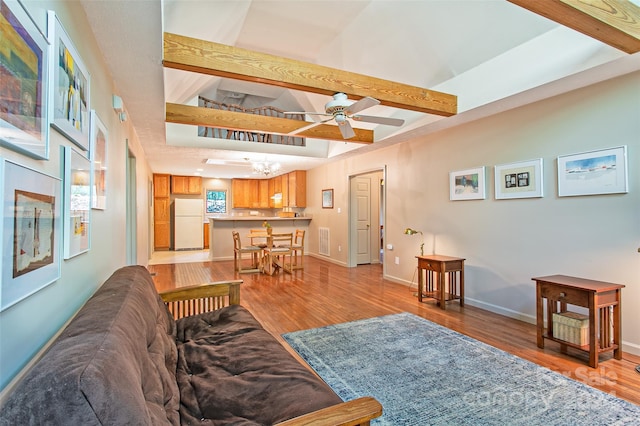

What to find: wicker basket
left=552, top=311, right=589, bottom=346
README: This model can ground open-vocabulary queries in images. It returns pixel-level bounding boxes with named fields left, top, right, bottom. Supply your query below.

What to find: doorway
left=348, top=168, right=385, bottom=269
left=126, top=143, right=137, bottom=265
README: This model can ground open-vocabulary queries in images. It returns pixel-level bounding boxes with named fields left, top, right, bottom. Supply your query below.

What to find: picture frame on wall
left=0, top=0, right=50, bottom=160
left=1, top=159, right=62, bottom=312
left=90, top=110, right=107, bottom=210
left=63, top=146, right=91, bottom=259
left=449, top=167, right=486, bottom=201
left=557, top=146, right=628, bottom=197
left=47, top=10, right=91, bottom=152
left=494, top=158, right=543, bottom=200
left=322, top=188, right=334, bottom=209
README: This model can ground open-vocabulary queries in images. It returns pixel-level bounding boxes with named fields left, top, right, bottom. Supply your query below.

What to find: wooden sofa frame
left=159, top=280, right=382, bottom=426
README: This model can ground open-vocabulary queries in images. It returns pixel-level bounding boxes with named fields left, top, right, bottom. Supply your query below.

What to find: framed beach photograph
left=47, top=10, right=91, bottom=152
left=90, top=110, right=107, bottom=209
left=0, top=0, right=50, bottom=159
left=557, top=146, right=628, bottom=197
left=63, top=146, right=91, bottom=259
left=495, top=158, right=543, bottom=200
left=449, top=167, right=486, bottom=201
left=1, top=159, right=61, bottom=312
left=322, top=188, right=333, bottom=209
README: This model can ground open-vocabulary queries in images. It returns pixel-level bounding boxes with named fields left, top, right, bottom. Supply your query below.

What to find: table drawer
left=442, top=260, right=464, bottom=272
left=418, top=259, right=441, bottom=272
left=540, top=284, right=588, bottom=307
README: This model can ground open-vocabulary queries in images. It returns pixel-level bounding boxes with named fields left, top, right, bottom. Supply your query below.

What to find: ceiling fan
left=287, top=93, right=405, bottom=140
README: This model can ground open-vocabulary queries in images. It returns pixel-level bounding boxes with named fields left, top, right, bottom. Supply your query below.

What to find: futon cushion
left=175, top=305, right=342, bottom=425
left=0, top=266, right=180, bottom=426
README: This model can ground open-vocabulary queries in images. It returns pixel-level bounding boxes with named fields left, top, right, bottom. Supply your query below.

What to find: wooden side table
left=416, top=255, right=465, bottom=310
left=532, top=275, right=624, bottom=368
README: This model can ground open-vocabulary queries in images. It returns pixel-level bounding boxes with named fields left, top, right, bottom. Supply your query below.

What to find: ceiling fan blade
left=338, top=120, right=356, bottom=139
left=345, top=96, right=380, bottom=115
left=288, top=117, right=334, bottom=136
left=351, top=115, right=405, bottom=126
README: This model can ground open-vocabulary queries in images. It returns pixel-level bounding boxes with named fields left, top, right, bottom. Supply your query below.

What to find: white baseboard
left=622, top=341, right=640, bottom=356
left=464, top=298, right=536, bottom=324
left=308, top=253, right=348, bottom=267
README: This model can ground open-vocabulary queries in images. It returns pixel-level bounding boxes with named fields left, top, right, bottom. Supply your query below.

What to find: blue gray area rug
left=282, top=313, right=640, bottom=425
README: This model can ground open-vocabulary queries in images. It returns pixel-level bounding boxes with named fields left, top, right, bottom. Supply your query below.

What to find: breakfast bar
left=208, top=216, right=311, bottom=261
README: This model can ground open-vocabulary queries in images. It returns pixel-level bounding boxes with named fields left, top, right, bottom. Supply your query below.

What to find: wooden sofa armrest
left=159, top=280, right=242, bottom=319
left=275, top=396, right=382, bottom=426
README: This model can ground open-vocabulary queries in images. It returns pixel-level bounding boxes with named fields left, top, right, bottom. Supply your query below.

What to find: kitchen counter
left=208, top=217, right=311, bottom=261
left=208, top=216, right=312, bottom=221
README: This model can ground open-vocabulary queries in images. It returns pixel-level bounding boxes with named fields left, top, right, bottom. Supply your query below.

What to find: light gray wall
left=306, top=71, right=640, bottom=355
left=0, top=0, right=152, bottom=391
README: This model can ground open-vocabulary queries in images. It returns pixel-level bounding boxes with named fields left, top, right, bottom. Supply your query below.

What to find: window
left=206, top=190, right=227, bottom=213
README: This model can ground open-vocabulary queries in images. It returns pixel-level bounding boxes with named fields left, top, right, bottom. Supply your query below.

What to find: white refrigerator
left=172, top=198, right=204, bottom=250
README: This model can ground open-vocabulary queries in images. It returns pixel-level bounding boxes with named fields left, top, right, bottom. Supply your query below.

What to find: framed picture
left=1, top=159, right=61, bottom=311
left=47, top=10, right=91, bottom=151
left=63, top=146, right=91, bottom=259
left=0, top=0, right=50, bottom=159
left=449, top=167, right=486, bottom=201
left=557, top=146, right=628, bottom=197
left=322, top=188, right=334, bottom=209
left=90, top=110, right=107, bottom=209
left=495, top=158, right=543, bottom=200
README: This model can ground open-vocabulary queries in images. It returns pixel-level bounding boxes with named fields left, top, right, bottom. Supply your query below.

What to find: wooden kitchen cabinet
left=232, top=179, right=253, bottom=208
left=270, top=175, right=282, bottom=208
left=287, top=170, right=306, bottom=207
left=258, top=179, right=270, bottom=208
left=153, top=174, right=171, bottom=250
left=203, top=222, right=209, bottom=249
left=281, top=173, right=289, bottom=207
left=232, top=172, right=306, bottom=209
left=154, top=173, right=170, bottom=197
left=171, top=175, right=202, bottom=195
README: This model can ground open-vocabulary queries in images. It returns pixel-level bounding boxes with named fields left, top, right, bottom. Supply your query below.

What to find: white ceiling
left=80, top=0, right=640, bottom=179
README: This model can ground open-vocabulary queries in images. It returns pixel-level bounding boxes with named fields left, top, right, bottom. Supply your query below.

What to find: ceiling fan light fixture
left=334, top=114, right=347, bottom=124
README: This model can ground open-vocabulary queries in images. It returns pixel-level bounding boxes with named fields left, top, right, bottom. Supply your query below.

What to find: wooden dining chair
left=232, top=231, right=263, bottom=274
left=262, top=228, right=293, bottom=275
left=248, top=229, right=269, bottom=248
left=290, top=229, right=305, bottom=270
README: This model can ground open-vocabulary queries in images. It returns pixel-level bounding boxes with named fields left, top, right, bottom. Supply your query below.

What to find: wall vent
left=319, top=227, right=330, bottom=256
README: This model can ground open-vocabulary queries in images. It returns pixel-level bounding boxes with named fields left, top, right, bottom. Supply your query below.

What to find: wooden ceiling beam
left=163, top=32, right=457, bottom=116
left=507, top=0, right=640, bottom=54
left=165, top=103, right=374, bottom=144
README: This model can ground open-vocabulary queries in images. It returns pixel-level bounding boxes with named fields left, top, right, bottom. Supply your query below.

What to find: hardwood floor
left=149, top=256, right=640, bottom=406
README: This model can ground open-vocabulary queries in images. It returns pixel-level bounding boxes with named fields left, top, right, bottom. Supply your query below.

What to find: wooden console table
left=532, top=275, right=624, bottom=368
left=416, top=255, right=465, bottom=310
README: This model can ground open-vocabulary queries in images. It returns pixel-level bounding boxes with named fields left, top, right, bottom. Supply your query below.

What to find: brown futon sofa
left=0, top=266, right=381, bottom=425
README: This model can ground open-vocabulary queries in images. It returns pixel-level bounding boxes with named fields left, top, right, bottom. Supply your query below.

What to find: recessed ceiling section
left=80, top=0, right=640, bottom=179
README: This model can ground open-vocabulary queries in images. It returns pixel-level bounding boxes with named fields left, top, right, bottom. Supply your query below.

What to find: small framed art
left=0, top=0, right=50, bottom=159
left=557, top=146, right=628, bottom=197
left=449, top=167, right=486, bottom=201
left=1, top=159, right=62, bottom=311
left=495, top=158, right=543, bottom=200
left=322, top=189, right=334, bottom=209
left=47, top=10, right=91, bottom=151
left=63, top=146, right=91, bottom=259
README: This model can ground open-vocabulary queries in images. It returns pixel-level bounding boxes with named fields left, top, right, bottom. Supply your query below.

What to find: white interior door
left=355, top=176, right=371, bottom=264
